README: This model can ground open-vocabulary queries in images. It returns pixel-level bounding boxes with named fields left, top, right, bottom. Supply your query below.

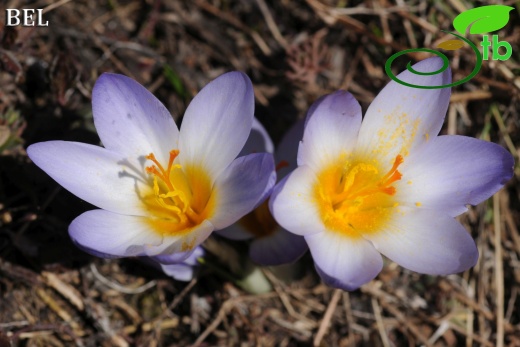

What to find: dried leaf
left=437, top=39, right=464, bottom=51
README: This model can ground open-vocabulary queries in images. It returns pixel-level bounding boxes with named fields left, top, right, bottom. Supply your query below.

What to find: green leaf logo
left=453, top=5, right=514, bottom=35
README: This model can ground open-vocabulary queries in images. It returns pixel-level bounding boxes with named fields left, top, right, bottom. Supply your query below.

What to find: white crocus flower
left=28, top=72, right=276, bottom=262
left=270, top=58, right=514, bottom=290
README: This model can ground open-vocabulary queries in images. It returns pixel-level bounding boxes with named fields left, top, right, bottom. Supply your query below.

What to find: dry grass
left=0, top=0, right=519, bottom=346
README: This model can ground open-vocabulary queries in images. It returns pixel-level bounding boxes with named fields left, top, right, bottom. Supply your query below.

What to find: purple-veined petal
left=275, top=118, right=304, bottom=180
left=249, top=227, right=308, bottom=266
left=209, top=153, right=276, bottom=229
left=269, top=166, right=324, bottom=236
left=305, top=232, right=383, bottom=291
left=398, top=135, right=514, bottom=216
left=298, top=91, right=362, bottom=171
left=179, top=72, right=254, bottom=179
left=356, top=57, right=451, bottom=161
left=239, top=118, right=274, bottom=157
left=69, top=209, right=164, bottom=258
left=154, top=246, right=204, bottom=265
left=152, top=248, right=196, bottom=265
left=365, top=207, right=478, bottom=275
left=27, top=141, right=149, bottom=216
left=70, top=209, right=214, bottom=258
left=92, top=73, right=178, bottom=164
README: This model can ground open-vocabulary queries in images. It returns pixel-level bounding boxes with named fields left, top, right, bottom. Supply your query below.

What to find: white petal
left=398, top=135, right=514, bottom=215
left=305, top=232, right=383, bottom=290
left=154, top=245, right=205, bottom=265
left=298, top=91, right=362, bottom=171
left=69, top=210, right=163, bottom=258
left=269, top=166, right=325, bottom=236
left=147, top=220, right=214, bottom=257
left=179, top=72, right=254, bottom=178
left=365, top=207, right=478, bottom=275
left=357, top=57, right=451, bottom=161
left=27, top=141, right=149, bottom=216
left=209, top=153, right=276, bottom=229
left=69, top=210, right=214, bottom=259
left=92, top=73, right=178, bottom=164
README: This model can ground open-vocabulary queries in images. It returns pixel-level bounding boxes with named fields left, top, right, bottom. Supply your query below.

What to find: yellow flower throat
left=314, top=155, right=403, bottom=237
left=143, top=150, right=213, bottom=236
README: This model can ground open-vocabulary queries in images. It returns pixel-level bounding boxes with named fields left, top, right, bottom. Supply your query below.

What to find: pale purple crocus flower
left=217, top=118, right=308, bottom=266
left=27, top=72, right=276, bottom=263
left=270, top=57, right=514, bottom=290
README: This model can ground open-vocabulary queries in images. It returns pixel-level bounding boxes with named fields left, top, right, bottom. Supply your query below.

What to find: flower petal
left=179, top=72, right=254, bottom=178
left=92, top=73, right=178, bottom=164
left=69, top=209, right=163, bottom=258
left=239, top=118, right=274, bottom=156
left=159, top=247, right=204, bottom=282
left=398, top=135, right=514, bottom=215
left=209, top=153, right=276, bottom=229
left=70, top=209, right=214, bottom=258
left=269, top=166, right=324, bottom=236
left=249, top=228, right=308, bottom=266
left=152, top=248, right=196, bottom=265
left=154, top=246, right=204, bottom=265
left=365, top=207, right=478, bottom=275
left=305, top=232, right=383, bottom=291
left=27, top=141, right=148, bottom=216
left=148, top=220, right=214, bottom=257
left=298, top=91, right=362, bottom=171
left=160, top=263, right=196, bottom=281
left=357, top=57, right=451, bottom=160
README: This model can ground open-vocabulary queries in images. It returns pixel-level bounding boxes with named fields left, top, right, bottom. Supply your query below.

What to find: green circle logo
left=384, top=32, right=482, bottom=89
left=384, top=5, right=513, bottom=89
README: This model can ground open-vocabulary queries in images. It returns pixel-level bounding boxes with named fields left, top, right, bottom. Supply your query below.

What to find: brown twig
left=313, top=289, right=342, bottom=347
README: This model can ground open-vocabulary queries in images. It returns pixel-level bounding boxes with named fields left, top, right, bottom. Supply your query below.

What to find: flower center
left=240, top=199, right=278, bottom=238
left=143, top=150, right=213, bottom=236
left=314, top=155, right=403, bottom=237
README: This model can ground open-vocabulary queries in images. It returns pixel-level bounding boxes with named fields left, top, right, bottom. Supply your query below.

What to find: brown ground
left=0, top=0, right=519, bottom=346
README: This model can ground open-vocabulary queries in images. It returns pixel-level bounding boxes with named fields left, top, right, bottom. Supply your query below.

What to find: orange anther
left=275, top=160, right=289, bottom=172
left=146, top=152, right=166, bottom=175
left=167, top=150, right=180, bottom=174
left=379, top=186, right=396, bottom=195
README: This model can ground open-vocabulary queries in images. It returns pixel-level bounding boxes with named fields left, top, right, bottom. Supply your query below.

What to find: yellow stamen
left=314, top=154, right=403, bottom=237
left=143, top=149, right=214, bottom=237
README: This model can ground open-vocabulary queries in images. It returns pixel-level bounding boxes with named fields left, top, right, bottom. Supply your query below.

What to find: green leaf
left=453, top=5, right=514, bottom=35
left=163, top=64, right=187, bottom=98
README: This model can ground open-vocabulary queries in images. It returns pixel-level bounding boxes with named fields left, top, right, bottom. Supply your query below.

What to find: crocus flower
left=270, top=58, right=514, bottom=290
left=27, top=72, right=275, bottom=262
left=217, top=119, right=308, bottom=265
